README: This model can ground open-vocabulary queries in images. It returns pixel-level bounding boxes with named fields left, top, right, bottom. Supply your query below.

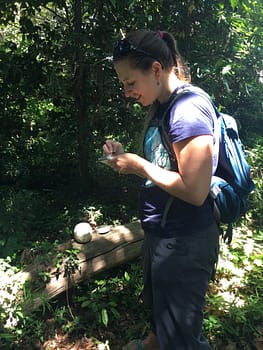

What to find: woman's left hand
left=102, top=139, right=124, bottom=156
left=107, top=153, right=143, bottom=176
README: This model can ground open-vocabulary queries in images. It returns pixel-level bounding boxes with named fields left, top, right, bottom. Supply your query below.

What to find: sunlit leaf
left=222, top=65, right=232, bottom=75
left=230, top=0, right=238, bottom=10
left=124, top=271, right=130, bottom=281
left=101, top=308, right=108, bottom=327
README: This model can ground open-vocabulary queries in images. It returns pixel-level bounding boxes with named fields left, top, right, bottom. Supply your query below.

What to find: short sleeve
left=168, top=92, right=216, bottom=143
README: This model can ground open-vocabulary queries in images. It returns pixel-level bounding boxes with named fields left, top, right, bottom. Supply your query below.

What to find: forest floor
left=4, top=227, right=263, bottom=350
left=21, top=293, right=263, bottom=350
left=33, top=323, right=263, bottom=350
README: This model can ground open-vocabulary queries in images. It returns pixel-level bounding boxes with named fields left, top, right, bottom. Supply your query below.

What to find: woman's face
left=114, top=59, right=160, bottom=106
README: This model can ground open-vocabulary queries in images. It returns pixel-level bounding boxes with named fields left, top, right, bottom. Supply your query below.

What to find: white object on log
left=73, top=222, right=92, bottom=243
left=96, top=225, right=111, bottom=234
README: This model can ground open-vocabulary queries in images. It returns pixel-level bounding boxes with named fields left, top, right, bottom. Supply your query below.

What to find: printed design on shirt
left=144, top=126, right=171, bottom=187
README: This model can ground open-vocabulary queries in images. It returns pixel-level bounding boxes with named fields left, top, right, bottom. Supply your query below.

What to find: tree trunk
left=72, top=0, right=91, bottom=187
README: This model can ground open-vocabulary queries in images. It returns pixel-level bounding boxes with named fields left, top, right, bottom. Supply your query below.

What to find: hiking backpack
left=154, top=85, right=255, bottom=244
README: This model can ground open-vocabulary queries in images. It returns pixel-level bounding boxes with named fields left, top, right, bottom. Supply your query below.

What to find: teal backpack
left=155, top=85, right=255, bottom=243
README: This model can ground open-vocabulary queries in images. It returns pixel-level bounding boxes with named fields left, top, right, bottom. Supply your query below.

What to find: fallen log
left=20, top=221, right=144, bottom=311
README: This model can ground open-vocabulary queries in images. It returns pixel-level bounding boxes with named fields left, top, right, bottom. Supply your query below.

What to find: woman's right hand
left=102, top=139, right=124, bottom=156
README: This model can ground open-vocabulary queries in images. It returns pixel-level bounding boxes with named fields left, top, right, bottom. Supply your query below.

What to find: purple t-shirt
left=140, top=86, right=219, bottom=237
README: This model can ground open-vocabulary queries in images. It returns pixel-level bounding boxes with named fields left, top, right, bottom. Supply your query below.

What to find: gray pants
left=142, top=222, right=220, bottom=350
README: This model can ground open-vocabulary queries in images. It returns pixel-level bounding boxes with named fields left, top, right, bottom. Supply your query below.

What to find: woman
left=102, top=29, right=220, bottom=350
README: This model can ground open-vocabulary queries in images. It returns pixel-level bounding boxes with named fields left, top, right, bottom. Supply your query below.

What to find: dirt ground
left=32, top=324, right=263, bottom=350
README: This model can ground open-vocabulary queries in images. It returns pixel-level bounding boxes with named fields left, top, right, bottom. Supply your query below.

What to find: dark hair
left=113, top=29, right=190, bottom=82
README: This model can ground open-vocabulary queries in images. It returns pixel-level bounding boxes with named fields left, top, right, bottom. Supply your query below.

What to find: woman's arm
left=104, top=135, right=213, bottom=206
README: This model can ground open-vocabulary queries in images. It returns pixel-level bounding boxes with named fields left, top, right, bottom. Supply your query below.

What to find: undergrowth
left=0, top=228, right=262, bottom=350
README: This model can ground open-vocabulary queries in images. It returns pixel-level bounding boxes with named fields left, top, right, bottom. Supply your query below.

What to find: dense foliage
left=0, top=0, right=262, bottom=189
left=0, top=0, right=262, bottom=349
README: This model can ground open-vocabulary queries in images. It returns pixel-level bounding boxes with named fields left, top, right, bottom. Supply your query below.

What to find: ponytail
left=161, top=31, right=191, bottom=82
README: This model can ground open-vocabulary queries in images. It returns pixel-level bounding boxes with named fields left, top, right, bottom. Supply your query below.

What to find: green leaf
left=124, top=271, right=130, bottom=281
left=101, top=308, right=108, bottom=327
left=81, top=300, right=91, bottom=308
left=230, top=0, right=238, bottom=10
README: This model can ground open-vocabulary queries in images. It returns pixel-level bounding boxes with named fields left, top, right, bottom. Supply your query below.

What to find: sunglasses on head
left=113, top=38, right=160, bottom=63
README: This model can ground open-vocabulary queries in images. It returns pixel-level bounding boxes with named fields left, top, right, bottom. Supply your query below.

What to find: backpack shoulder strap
left=156, top=84, right=192, bottom=159
left=145, top=84, right=192, bottom=163
left=157, top=84, right=218, bottom=160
